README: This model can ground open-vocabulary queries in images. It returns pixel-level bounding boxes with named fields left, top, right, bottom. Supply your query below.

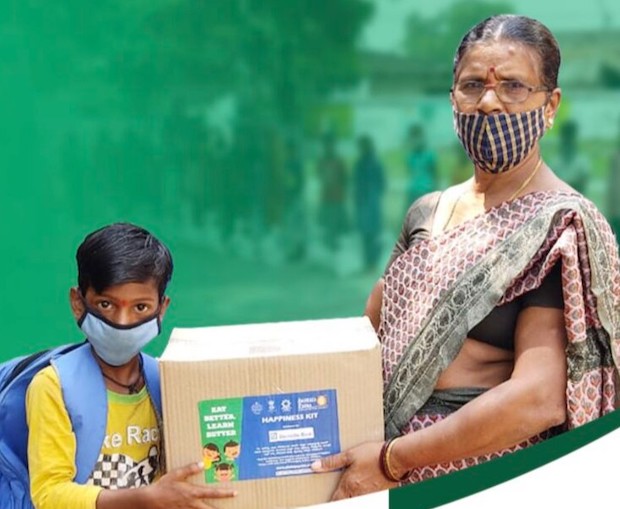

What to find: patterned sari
left=380, top=191, right=620, bottom=481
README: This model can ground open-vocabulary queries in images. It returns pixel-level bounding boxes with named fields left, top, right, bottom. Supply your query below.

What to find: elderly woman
left=312, top=14, right=620, bottom=498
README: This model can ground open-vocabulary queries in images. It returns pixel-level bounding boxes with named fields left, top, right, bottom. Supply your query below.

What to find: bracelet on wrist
left=379, top=437, right=412, bottom=482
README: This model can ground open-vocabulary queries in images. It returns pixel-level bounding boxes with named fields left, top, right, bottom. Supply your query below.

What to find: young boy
left=223, top=440, right=240, bottom=462
left=26, top=223, right=236, bottom=509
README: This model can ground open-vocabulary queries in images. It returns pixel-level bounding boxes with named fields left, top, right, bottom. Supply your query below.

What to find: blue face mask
left=78, top=308, right=161, bottom=366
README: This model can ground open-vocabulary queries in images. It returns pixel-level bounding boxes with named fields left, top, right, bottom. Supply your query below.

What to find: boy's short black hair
left=76, top=223, right=173, bottom=298
left=224, top=440, right=239, bottom=450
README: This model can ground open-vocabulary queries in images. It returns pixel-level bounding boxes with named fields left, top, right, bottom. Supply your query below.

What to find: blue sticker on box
left=198, top=389, right=340, bottom=482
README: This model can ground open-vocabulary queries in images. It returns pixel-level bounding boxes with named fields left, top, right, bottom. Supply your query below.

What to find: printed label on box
left=198, top=389, right=340, bottom=482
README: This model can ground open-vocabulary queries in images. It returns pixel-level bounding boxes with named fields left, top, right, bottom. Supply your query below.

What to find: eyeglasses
left=451, top=80, right=549, bottom=104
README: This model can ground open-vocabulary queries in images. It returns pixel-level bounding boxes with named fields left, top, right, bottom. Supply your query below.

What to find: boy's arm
left=26, top=368, right=235, bottom=509
left=26, top=367, right=102, bottom=509
left=95, top=462, right=236, bottom=509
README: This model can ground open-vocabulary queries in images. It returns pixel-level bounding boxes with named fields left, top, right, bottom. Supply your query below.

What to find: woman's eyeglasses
left=451, top=80, right=548, bottom=104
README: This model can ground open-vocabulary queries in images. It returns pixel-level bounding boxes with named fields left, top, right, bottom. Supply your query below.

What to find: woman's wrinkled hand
left=311, top=442, right=397, bottom=500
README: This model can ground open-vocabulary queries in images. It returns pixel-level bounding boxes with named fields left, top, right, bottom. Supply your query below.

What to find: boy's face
left=224, top=445, right=240, bottom=460
left=215, top=467, right=234, bottom=482
left=69, top=280, right=170, bottom=326
left=204, top=448, right=220, bottom=461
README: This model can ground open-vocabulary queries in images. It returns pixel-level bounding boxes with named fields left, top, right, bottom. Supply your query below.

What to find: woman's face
left=452, top=40, right=560, bottom=120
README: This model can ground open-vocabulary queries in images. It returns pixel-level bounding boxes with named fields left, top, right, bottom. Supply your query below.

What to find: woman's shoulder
left=404, top=191, right=443, bottom=227
left=531, top=187, right=614, bottom=238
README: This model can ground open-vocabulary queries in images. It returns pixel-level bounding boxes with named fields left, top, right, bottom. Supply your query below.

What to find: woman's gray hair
left=453, top=14, right=561, bottom=90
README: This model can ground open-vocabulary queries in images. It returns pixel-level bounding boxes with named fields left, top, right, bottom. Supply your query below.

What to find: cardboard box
left=302, top=490, right=389, bottom=509
left=159, top=316, right=384, bottom=509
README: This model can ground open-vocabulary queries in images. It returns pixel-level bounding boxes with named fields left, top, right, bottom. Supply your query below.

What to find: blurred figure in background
left=608, top=116, right=620, bottom=238
left=185, top=116, right=210, bottom=230
left=264, top=128, right=287, bottom=244
left=449, top=141, right=473, bottom=186
left=404, top=124, right=437, bottom=211
left=353, top=134, right=385, bottom=273
left=161, top=100, right=193, bottom=228
left=552, top=119, right=590, bottom=194
left=228, top=111, right=268, bottom=258
left=317, top=134, right=349, bottom=254
left=206, top=128, right=229, bottom=245
left=283, top=138, right=307, bottom=262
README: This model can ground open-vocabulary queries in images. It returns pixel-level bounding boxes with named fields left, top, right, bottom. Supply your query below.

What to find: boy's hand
left=146, top=462, right=237, bottom=509
left=97, top=461, right=237, bottom=509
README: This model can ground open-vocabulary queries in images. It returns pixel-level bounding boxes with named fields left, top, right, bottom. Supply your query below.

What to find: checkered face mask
left=453, top=106, right=546, bottom=173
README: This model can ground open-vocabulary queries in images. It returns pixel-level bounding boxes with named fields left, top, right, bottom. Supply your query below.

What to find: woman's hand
left=311, top=442, right=397, bottom=500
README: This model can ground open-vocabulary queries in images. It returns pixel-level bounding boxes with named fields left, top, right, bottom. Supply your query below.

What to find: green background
left=2, top=0, right=617, bottom=361
left=1, top=1, right=619, bottom=506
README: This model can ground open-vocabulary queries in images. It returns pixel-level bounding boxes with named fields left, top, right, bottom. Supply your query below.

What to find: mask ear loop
left=155, top=294, right=167, bottom=333
left=76, top=291, right=91, bottom=327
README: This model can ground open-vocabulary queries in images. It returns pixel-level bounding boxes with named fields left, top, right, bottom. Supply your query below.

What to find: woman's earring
left=547, top=117, right=554, bottom=129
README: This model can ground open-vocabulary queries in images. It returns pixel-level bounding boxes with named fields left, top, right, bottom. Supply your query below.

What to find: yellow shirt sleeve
left=26, top=366, right=102, bottom=509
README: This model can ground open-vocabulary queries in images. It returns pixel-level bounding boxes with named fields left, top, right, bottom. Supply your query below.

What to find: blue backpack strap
left=52, top=344, right=107, bottom=484
left=53, top=346, right=162, bottom=484
left=141, top=353, right=162, bottom=418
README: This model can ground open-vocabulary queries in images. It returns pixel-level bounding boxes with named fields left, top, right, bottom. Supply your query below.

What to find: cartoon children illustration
left=202, top=443, right=221, bottom=469
left=223, top=441, right=240, bottom=462
left=214, top=463, right=235, bottom=482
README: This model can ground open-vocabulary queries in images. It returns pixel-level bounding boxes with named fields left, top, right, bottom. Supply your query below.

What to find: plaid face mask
left=453, top=106, right=546, bottom=173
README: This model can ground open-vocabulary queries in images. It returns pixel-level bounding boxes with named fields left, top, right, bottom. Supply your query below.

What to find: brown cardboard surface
left=159, top=317, right=384, bottom=509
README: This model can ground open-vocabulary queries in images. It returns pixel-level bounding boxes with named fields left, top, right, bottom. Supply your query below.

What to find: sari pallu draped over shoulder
left=380, top=190, right=620, bottom=440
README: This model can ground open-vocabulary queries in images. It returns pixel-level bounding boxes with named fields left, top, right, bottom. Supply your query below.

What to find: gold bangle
left=379, top=437, right=411, bottom=482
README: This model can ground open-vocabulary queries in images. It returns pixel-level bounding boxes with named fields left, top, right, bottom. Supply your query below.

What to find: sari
left=380, top=190, right=620, bottom=480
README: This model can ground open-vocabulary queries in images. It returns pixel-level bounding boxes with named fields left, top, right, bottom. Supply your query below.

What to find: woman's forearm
left=389, top=377, right=565, bottom=478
